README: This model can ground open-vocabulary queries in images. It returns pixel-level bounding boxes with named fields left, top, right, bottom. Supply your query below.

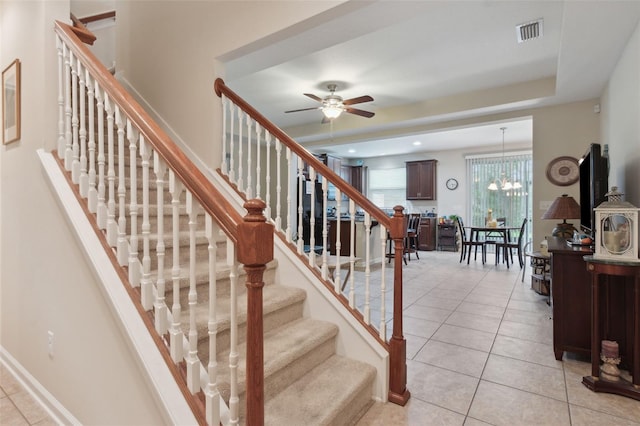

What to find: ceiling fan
left=285, top=83, right=375, bottom=123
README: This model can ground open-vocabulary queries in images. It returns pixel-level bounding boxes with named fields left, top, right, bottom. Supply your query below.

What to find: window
left=466, top=152, right=533, bottom=244
left=368, top=167, right=406, bottom=209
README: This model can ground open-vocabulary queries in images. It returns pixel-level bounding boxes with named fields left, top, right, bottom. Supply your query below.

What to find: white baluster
left=245, top=115, right=253, bottom=199
left=96, top=84, right=107, bottom=229
left=349, top=200, right=357, bottom=308
left=86, top=70, right=98, bottom=213
left=255, top=123, right=262, bottom=200
left=115, top=106, right=128, bottom=266
left=221, top=95, right=228, bottom=174
left=127, top=122, right=140, bottom=286
left=169, top=171, right=184, bottom=363
left=297, top=157, right=304, bottom=255
left=154, top=153, right=168, bottom=335
left=363, top=210, right=371, bottom=325
left=378, top=222, right=387, bottom=341
left=236, top=108, right=244, bottom=193
left=228, top=104, right=235, bottom=183
left=308, top=167, right=316, bottom=268
left=286, top=147, right=292, bottom=242
left=275, top=138, right=282, bottom=232
left=227, top=242, right=239, bottom=425
left=105, top=95, right=118, bottom=246
left=71, top=54, right=80, bottom=183
left=333, top=190, right=342, bottom=291
left=64, top=47, right=72, bottom=170
left=78, top=59, right=88, bottom=196
left=265, top=133, right=272, bottom=220
left=56, top=37, right=65, bottom=156
left=186, top=192, right=200, bottom=393
left=139, top=136, right=153, bottom=309
left=321, top=179, right=329, bottom=280
left=361, top=203, right=370, bottom=325
left=204, top=215, right=220, bottom=426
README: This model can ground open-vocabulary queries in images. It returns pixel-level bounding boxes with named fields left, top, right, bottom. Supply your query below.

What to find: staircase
left=54, top=20, right=379, bottom=425
left=125, top=149, right=377, bottom=424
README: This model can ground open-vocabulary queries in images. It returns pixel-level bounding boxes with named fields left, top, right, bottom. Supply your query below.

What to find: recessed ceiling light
left=413, top=141, right=422, bottom=146
left=348, top=149, right=356, bottom=153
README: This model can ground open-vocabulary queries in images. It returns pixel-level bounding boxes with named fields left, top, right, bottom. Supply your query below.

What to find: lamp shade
left=542, top=194, right=581, bottom=238
left=541, top=194, right=581, bottom=220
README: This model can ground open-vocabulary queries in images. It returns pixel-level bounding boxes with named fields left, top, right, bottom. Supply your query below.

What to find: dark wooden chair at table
left=484, top=217, right=507, bottom=264
left=457, top=217, right=485, bottom=264
left=405, top=213, right=421, bottom=261
left=506, top=217, right=528, bottom=268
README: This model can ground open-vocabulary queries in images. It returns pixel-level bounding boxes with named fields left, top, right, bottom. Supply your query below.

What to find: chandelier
left=488, top=127, right=521, bottom=191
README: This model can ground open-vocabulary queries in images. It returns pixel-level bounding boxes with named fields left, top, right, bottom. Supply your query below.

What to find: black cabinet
left=406, top=160, right=437, bottom=200
left=438, top=223, right=457, bottom=251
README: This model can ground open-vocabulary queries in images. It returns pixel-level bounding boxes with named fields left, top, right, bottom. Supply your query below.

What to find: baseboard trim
left=0, top=348, right=81, bottom=425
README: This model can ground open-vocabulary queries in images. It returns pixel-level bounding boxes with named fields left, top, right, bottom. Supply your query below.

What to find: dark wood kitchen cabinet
left=406, top=160, right=436, bottom=200
left=418, top=217, right=436, bottom=251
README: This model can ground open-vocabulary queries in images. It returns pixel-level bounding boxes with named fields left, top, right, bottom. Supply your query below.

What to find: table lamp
left=542, top=194, right=581, bottom=238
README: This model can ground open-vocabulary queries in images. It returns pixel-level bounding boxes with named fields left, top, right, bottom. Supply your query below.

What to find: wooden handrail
left=70, top=13, right=96, bottom=45
left=78, top=10, right=116, bottom=25
left=55, top=21, right=243, bottom=244
left=214, top=78, right=392, bottom=232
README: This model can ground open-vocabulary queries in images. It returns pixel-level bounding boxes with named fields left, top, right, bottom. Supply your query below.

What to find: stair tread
left=264, top=354, right=376, bottom=425
left=173, top=283, right=306, bottom=335
left=216, top=317, right=338, bottom=390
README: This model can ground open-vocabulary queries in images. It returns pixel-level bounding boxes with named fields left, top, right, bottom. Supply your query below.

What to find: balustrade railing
left=214, top=79, right=410, bottom=405
left=55, top=21, right=273, bottom=425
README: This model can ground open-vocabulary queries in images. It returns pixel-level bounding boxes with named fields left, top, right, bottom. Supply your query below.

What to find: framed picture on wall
left=3, top=58, right=21, bottom=144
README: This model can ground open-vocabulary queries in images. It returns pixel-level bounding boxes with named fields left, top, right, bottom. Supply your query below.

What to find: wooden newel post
left=237, top=199, right=274, bottom=426
left=388, top=205, right=410, bottom=405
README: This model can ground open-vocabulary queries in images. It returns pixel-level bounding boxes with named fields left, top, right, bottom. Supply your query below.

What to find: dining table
left=467, top=225, right=521, bottom=268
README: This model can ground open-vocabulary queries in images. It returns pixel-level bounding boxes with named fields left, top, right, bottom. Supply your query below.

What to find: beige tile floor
left=357, top=249, right=640, bottom=425
left=0, top=365, right=56, bottom=425
left=2, top=250, right=639, bottom=425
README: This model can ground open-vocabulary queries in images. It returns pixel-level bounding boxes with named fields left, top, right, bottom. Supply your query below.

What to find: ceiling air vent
left=516, top=18, right=543, bottom=43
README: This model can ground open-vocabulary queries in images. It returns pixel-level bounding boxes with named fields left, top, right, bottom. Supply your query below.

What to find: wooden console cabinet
left=418, top=217, right=436, bottom=251
left=548, top=237, right=593, bottom=360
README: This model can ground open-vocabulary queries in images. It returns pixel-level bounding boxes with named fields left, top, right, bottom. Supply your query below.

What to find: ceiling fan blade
left=345, top=107, right=375, bottom=118
left=303, top=93, right=323, bottom=103
left=284, top=107, right=321, bottom=113
left=343, top=95, right=373, bottom=105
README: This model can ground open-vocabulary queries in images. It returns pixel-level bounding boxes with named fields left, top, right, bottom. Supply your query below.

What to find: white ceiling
left=220, top=1, right=640, bottom=159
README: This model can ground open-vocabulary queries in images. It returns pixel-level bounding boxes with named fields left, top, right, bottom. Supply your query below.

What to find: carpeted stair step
left=264, top=355, right=376, bottom=426
left=215, top=317, right=339, bottom=420
left=157, top=258, right=278, bottom=296
left=167, top=282, right=306, bottom=357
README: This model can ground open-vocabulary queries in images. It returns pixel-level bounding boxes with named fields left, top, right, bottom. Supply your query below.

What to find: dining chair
left=484, top=217, right=507, bottom=264
left=405, top=213, right=421, bottom=261
left=506, top=218, right=528, bottom=268
left=457, top=218, right=485, bottom=264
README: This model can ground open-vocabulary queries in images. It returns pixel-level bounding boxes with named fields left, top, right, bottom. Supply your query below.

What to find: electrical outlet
left=47, top=331, right=54, bottom=357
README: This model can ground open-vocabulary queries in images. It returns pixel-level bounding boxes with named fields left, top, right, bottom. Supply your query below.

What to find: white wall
left=601, top=20, right=640, bottom=207
left=0, top=1, right=168, bottom=424
left=116, top=1, right=345, bottom=169
left=600, top=19, right=640, bottom=249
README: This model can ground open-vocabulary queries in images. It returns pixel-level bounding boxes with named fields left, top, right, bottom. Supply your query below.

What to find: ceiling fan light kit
left=286, top=83, right=375, bottom=123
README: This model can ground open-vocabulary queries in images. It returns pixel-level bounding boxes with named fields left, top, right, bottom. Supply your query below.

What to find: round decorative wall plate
left=446, top=178, right=459, bottom=190
left=546, top=156, right=579, bottom=186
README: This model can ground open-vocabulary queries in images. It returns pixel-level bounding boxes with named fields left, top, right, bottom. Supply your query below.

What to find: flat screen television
left=578, top=143, right=609, bottom=235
